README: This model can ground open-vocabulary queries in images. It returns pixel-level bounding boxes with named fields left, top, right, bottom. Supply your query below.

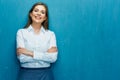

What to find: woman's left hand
left=47, top=47, right=58, bottom=53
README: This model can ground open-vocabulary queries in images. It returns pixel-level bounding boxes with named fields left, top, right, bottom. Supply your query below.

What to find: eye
left=33, top=9, right=39, bottom=12
left=41, top=11, right=45, bottom=14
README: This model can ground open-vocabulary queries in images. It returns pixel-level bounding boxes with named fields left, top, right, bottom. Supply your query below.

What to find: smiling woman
left=16, top=2, right=58, bottom=80
left=30, top=5, right=47, bottom=27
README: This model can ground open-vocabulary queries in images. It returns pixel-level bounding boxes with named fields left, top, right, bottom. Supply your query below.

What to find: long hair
left=24, top=2, right=49, bottom=30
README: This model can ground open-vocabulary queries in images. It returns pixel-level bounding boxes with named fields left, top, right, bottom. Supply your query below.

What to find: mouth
left=35, top=16, right=42, bottom=20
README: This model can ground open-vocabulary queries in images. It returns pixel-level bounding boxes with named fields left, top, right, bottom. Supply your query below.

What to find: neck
left=31, top=23, right=42, bottom=34
left=31, top=23, right=42, bottom=30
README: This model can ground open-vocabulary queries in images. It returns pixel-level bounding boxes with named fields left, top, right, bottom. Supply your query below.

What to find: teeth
left=35, top=16, right=41, bottom=19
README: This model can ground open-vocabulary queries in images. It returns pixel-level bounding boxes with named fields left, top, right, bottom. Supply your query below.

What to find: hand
left=47, top=47, right=58, bottom=53
left=17, top=47, right=33, bottom=57
left=17, top=47, right=27, bottom=55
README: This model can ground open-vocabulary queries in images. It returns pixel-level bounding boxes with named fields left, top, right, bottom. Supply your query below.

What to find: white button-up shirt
left=16, top=25, right=58, bottom=68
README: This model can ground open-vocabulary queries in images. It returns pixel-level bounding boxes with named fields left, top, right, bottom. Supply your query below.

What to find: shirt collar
left=27, top=25, right=46, bottom=33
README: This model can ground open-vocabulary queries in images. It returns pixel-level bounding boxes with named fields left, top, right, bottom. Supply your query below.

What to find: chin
left=34, top=20, right=42, bottom=24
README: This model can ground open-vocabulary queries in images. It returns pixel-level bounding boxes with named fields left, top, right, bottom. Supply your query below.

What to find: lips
left=35, top=16, right=42, bottom=20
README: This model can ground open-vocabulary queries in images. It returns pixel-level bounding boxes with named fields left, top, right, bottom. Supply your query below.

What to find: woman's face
left=30, top=5, right=47, bottom=24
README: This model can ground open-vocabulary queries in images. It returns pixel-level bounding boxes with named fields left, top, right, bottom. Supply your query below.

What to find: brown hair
left=24, top=2, right=49, bottom=30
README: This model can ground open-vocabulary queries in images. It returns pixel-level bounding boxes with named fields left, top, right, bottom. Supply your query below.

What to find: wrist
left=26, top=50, right=33, bottom=57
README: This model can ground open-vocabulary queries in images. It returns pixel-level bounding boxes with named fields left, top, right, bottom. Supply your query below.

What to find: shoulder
left=45, top=30, right=56, bottom=36
left=17, top=28, right=27, bottom=35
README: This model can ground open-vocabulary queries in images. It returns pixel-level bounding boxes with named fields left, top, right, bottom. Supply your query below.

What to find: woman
left=16, top=2, right=58, bottom=80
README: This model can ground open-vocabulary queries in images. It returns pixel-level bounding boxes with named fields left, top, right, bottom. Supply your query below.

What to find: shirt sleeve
left=33, top=32, right=58, bottom=63
left=16, top=29, right=34, bottom=63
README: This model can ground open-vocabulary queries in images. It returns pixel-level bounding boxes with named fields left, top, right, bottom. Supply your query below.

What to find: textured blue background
left=0, top=0, right=120, bottom=80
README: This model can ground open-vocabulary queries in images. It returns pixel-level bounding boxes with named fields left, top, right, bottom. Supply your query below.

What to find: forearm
left=23, top=50, right=33, bottom=57
left=17, top=47, right=58, bottom=63
left=17, top=47, right=33, bottom=57
left=17, top=54, right=34, bottom=63
left=33, top=51, right=58, bottom=63
left=33, top=47, right=58, bottom=63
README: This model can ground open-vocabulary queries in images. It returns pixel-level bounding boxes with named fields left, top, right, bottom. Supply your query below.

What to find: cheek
left=42, top=15, right=47, bottom=20
left=30, top=12, right=36, bottom=17
left=43, top=17, right=46, bottom=20
left=30, top=13, right=34, bottom=19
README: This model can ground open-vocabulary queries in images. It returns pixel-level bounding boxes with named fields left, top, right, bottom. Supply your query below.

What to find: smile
left=35, top=16, right=42, bottom=20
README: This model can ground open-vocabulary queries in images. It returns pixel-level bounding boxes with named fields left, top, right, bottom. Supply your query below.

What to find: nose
left=36, top=11, right=42, bottom=16
left=37, top=12, right=41, bottom=16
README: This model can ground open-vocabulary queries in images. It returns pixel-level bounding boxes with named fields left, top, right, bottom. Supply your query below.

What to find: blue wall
left=0, top=0, right=120, bottom=80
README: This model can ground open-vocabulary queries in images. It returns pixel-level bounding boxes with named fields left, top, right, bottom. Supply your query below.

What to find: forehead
left=34, top=5, right=46, bottom=11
